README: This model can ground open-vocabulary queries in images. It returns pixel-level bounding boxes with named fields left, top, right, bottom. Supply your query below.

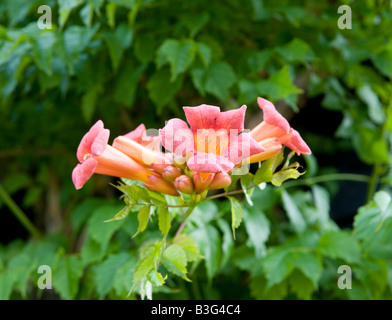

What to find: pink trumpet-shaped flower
left=159, top=104, right=265, bottom=174
left=72, top=120, right=156, bottom=190
left=250, top=97, right=311, bottom=161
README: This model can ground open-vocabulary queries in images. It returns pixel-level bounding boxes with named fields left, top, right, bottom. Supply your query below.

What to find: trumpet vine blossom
left=159, top=104, right=265, bottom=174
left=72, top=97, right=311, bottom=196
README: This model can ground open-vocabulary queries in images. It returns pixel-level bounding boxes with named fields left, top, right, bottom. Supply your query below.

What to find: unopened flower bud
left=193, top=172, right=214, bottom=194
left=145, top=175, right=179, bottom=196
left=162, top=165, right=182, bottom=182
left=174, top=175, right=194, bottom=194
left=151, top=163, right=171, bottom=174
left=208, top=172, right=232, bottom=190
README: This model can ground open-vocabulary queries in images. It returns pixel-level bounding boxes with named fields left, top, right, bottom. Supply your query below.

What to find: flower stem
left=0, top=184, right=43, bottom=239
left=174, top=206, right=195, bottom=238
left=366, top=165, right=382, bottom=203
left=282, top=173, right=371, bottom=188
left=204, top=173, right=371, bottom=201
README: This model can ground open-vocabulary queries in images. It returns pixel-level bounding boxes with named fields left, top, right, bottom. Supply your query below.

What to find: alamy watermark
left=37, top=5, right=52, bottom=30
left=37, top=265, right=52, bottom=290
left=337, top=5, right=352, bottom=30
left=337, top=265, right=352, bottom=290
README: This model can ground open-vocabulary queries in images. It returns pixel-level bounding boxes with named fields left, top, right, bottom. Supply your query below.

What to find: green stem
left=282, top=173, right=371, bottom=188
left=366, top=165, right=381, bottom=202
left=0, top=184, right=43, bottom=239
left=174, top=206, right=195, bottom=238
left=131, top=202, right=189, bottom=208
left=204, top=173, right=371, bottom=201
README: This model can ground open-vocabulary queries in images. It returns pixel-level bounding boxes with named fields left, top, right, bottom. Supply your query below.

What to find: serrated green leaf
left=114, top=62, right=146, bottom=107
left=288, top=269, right=315, bottom=299
left=158, top=206, right=171, bottom=237
left=105, top=2, right=116, bottom=28
left=0, top=272, right=14, bottom=300
left=156, top=39, right=196, bottom=81
left=243, top=207, right=270, bottom=257
left=257, top=66, right=302, bottom=100
left=276, top=38, right=314, bottom=63
left=317, top=231, right=360, bottom=263
left=371, top=50, right=392, bottom=79
left=294, top=252, right=322, bottom=287
left=357, top=85, right=385, bottom=124
left=271, top=167, right=304, bottom=187
left=181, top=12, right=209, bottom=37
left=190, top=225, right=221, bottom=281
left=173, top=234, right=202, bottom=262
left=147, top=269, right=167, bottom=287
left=81, top=233, right=107, bottom=264
left=162, top=244, right=189, bottom=280
left=113, top=258, right=137, bottom=297
left=281, top=190, right=307, bottom=233
left=134, top=33, right=157, bottom=63
left=228, top=196, right=243, bottom=238
left=80, top=3, right=94, bottom=27
left=31, top=31, right=56, bottom=76
left=216, top=219, right=234, bottom=269
left=197, top=42, right=212, bottom=66
left=59, top=0, right=83, bottom=29
left=132, top=255, right=154, bottom=289
left=204, top=61, right=236, bottom=101
left=353, top=126, right=389, bottom=164
left=71, top=198, right=106, bottom=233
left=133, top=206, right=151, bottom=238
left=81, top=83, right=102, bottom=122
left=92, top=253, right=132, bottom=299
left=262, top=247, right=296, bottom=288
left=353, top=191, right=392, bottom=259
left=240, top=173, right=254, bottom=206
left=103, top=23, right=133, bottom=70
left=247, top=50, right=273, bottom=72
left=88, top=205, right=125, bottom=244
left=104, top=205, right=131, bottom=222
left=52, top=255, right=84, bottom=300
left=254, top=151, right=284, bottom=184
left=190, top=67, right=206, bottom=95
left=147, top=67, right=183, bottom=113
left=7, top=251, right=35, bottom=297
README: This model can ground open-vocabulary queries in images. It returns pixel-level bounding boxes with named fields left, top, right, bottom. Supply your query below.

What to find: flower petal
left=77, top=120, right=107, bottom=162
left=124, top=123, right=161, bottom=149
left=224, top=132, right=265, bottom=164
left=257, top=97, right=290, bottom=133
left=123, top=123, right=146, bottom=142
left=91, top=129, right=110, bottom=157
left=249, top=138, right=283, bottom=163
left=286, top=129, right=311, bottom=155
left=72, top=157, right=97, bottom=190
left=215, top=105, right=247, bottom=132
left=112, top=136, right=168, bottom=166
left=183, top=104, right=221, bottom=131
left=187, top=152, right=234, bottom=173
left=159, top=118, right=194, bottom=156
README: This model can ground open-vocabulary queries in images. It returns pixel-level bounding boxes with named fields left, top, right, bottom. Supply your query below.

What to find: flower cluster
left=72, top=97, right=311, bottom=196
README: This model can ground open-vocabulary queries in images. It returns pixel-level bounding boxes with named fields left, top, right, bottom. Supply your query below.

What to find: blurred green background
left=0, top=0, right=392, bottom=300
